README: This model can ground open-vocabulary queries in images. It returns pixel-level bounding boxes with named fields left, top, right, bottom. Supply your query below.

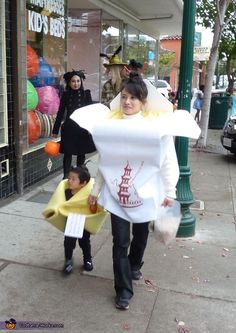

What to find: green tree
left=158, top=51, right=176, bottom=79
left=220, top=37, right=236, bottom=89
left=195, top=0, right=236, bottom=148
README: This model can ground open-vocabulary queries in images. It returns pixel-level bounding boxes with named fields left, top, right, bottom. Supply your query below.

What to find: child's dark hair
left=69, top=165, right=90, bottom=183
left=121, top=72, right=148, bottom=103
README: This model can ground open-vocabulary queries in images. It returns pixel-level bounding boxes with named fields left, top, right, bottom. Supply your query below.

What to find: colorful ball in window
left=27, top=44, right=39, bottom=78
left=30, top=57, right=55, bottom=87
left=27, top=80, right=39, bottom=111
left=28, top=111, right=41, bottom=144
left=36, top=86, right=60, bottom=115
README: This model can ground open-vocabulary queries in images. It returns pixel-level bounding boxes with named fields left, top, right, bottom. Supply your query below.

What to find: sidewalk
left=1, top=130, right=236, bottom=333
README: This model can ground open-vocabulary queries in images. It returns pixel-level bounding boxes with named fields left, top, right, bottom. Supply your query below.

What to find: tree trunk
left=196, top=0, right=231, bottom=148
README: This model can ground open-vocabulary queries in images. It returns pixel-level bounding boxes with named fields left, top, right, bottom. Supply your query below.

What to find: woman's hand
left=88, top=194, right=97, bottom=206
left=161, top=197, right=174, bottom=207
left=88, top=195, right=98, bottom=214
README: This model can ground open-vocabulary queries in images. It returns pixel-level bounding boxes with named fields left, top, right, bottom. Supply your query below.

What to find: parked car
left=148, top=78, right=172, bottom=98
left=218, top=88, right=236, bottom=153
left=156, top=80, right=172, bottom=98
left=221, top=115, right=236, bottom=154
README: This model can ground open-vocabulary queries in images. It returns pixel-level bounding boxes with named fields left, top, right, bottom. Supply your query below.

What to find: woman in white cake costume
left=88, top=73, right=180, bottom=310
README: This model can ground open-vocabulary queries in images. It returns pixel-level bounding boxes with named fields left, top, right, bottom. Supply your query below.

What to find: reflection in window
left=67, top=9, right=101, bottom=102
left=68, top=13, right=88, bottom=33
left=101, top=17, right=121, bottom=94
left=125, top=26, right=157, bottom=81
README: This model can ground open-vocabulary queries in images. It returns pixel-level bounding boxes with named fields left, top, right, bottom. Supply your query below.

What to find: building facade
left=160, top=36, right=201, bottom=93
left=0, top=0, right=183, bottom=202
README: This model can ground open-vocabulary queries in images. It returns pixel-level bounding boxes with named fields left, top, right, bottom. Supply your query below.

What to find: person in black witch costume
left=128, top=59, right=143, bottom=75
left=52, top=70, right=96, bottom=179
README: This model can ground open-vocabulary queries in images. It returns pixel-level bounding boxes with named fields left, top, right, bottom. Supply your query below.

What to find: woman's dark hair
left=69, top=165, right=90, bottom=183
left=64, top=70, right=86, bottom=92
left=129, top=59, right=143, bottom=71
left=121, top=72, right=148, bottom=103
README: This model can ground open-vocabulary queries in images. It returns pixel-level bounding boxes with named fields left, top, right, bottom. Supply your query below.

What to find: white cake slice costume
left=70, top=82, right=201, bottom=223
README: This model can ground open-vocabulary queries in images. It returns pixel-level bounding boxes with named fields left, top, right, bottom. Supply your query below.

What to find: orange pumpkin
left=44, top=141, right=60, bottom=157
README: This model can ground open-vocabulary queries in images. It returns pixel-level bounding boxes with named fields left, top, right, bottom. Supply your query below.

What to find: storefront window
left=0, top=0, right=8, bottom=147
left=101, top=15, right=121, bottom=92
left=101, top=20, right=120, bottom=55
left=67, top=9, right=101, bottom=102
left=139, top=34, right=157, bottom=79
left=100, top=19, right=158, bottom=100
left=26, top=0, right=66, bottom=149
left=124, top=25, right=157, bottom=81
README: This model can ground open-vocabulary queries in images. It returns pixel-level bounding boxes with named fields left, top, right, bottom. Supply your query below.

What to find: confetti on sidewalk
left=192, top=274, right=210, bottom=284
left=178, top=327, right=191, bottom=333
left=121, top=322, right=130, bottom=330
left=223, top=248, right=229, bottom=252
left=221, top=248, right=230, bottom=257
left=175, top=318, right=191, bottom=332
left=144, top=279, right=158, bottom=292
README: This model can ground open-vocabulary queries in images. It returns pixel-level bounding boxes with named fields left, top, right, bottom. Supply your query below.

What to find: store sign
left=28, top=0, right=65, bottom=39
left=193, top=46, right=211, bottom=61
left=194, top=32, right=201, bottom=46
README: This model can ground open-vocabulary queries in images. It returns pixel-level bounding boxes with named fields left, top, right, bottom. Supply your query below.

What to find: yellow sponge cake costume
left=42, top=178, right=108, bottom=235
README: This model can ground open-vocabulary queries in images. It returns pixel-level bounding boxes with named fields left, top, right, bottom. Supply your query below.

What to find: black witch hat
left=100, top=46, right=127, bottom=67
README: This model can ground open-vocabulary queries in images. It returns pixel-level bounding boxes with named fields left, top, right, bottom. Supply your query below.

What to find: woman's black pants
left=63, top=154, right=85, bottom=179
left=111, top=213, right=149, bottom=299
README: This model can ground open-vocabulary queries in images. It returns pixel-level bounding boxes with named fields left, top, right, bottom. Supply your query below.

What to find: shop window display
left=26, top=0, right=66, bottom=148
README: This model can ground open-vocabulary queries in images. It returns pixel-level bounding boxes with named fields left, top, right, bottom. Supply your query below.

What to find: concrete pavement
left=0, top=130, right=236, bottom=333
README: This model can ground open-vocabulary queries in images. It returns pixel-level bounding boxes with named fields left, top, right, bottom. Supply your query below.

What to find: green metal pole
left=175, top=0, right=196, bottom=237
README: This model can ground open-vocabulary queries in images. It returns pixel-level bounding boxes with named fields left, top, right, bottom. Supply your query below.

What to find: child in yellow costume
left=43, top=165, right=108, bottom=274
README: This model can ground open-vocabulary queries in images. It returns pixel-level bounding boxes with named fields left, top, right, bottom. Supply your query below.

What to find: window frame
left=0, top=0, right=8, bottom=147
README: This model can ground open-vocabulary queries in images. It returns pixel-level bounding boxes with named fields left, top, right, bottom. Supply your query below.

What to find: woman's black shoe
left=131, top=269, right=143, bottom=280
left=115, top=296, right=129, bottom=310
